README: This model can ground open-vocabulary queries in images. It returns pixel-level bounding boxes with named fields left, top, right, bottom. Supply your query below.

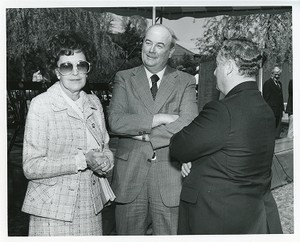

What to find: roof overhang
left=84, top=6, right=292, bottom=20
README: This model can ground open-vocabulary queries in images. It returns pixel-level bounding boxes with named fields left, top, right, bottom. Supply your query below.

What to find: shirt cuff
left=75, top=150, right=87, bottom=171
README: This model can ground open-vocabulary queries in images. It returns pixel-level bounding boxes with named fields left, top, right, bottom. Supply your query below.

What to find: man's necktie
left=274, top=80, right=281, bottom=88
left=150, top=74, right=159, bottom=100
left=276, top=81, right=281, bottom=88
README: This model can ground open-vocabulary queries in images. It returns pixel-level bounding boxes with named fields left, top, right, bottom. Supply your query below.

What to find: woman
left=22, top=32, right=115, bottom=236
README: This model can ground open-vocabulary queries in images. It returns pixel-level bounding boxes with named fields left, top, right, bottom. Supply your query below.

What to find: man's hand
left=131, top=134, right=150, bottom=141
left=130, top=114, right=179, bottom=141
left=152, top=114, right=179, bottom=128
left=181, top=162, right=192, bottom=178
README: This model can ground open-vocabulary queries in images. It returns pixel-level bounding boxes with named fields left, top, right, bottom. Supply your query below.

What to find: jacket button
left=92, top=123, right=95, bottom=128
left=92, top=180, right=96, bottom=185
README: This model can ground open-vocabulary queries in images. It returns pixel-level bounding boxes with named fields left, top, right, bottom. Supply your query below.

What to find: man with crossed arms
left=108, top=24, right=198, bottom=235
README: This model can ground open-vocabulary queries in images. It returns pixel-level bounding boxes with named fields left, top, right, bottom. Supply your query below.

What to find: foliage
left=111, top=16, right=149, bottom=71
left=120, top=15, right=148, bottom=37
left=6, top=8, right=124, bottom=83
left=112, top=22, right=143, bottom=70
left=196, top=12, right=292, bottom=71
left=169, top=53, right=198, bottom=75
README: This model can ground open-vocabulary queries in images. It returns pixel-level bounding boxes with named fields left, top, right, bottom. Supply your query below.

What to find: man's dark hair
left=219, top=39, right=262, bottom=77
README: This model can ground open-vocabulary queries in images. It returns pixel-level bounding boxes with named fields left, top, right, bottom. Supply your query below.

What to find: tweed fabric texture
left=29, top=171, right=102, bottom=236
left=22, top=82, right=113, bottom=234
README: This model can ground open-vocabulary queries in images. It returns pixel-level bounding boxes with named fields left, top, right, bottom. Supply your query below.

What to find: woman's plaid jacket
left=21, top=82, right=113, bottom=222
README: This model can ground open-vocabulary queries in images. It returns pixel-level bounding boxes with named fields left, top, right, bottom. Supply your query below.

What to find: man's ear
left=168, top=47, right=175, bottom=58
left=226, top=59, right=235, bottom=75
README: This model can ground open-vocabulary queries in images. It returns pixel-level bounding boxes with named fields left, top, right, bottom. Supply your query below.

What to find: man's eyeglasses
left=57, top=61, right=91, bottom=76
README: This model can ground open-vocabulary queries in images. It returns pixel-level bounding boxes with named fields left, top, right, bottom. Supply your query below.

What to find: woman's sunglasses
left=57, top=60, right=91, bottom=76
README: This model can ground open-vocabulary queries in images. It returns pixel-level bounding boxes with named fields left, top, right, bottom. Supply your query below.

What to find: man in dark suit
left=170, top=39, right=282, bottom=234
left=108, top=24, right=198, bottom=235
left=286, top=79, right=293, bottom=138
left=263, top=66, right=284, bottom=138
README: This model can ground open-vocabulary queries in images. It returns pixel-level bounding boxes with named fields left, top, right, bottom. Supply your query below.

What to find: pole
left=258, top=67, right=263, bottom=93
left=152, top=6, right=156, bottom=25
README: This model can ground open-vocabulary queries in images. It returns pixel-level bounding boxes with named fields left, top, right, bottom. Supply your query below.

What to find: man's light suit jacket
left=108, top=65, right=198, bottom=207
left=22, top=82, right=113, bottom=221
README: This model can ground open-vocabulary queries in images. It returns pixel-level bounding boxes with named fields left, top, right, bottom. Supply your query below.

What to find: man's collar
left=225, top=81, right=258, bottom=98
left=144, top=66, right=166, bottom=80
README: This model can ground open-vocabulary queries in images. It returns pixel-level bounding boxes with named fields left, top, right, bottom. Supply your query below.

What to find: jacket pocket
left=180, top=186, right=199, bottom=204
left=27, top=179, right=57, bottom=204
left=33, top=177, right=57, bottom=186
left=115, top=139, right=133, bottom=161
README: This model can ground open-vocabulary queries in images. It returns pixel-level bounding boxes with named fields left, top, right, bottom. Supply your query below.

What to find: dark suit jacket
left=108, top=65, right=198, bottom=206
left=263, top=78, right=284, bottom=117
left=170, top=81, right=282, bottom=234
left=286, top=79, right=293, bottom=115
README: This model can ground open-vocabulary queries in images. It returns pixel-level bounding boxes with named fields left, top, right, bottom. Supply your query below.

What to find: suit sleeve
left=108, top=72, right=153, bottom=136
left=23, top=97, right=79, bottom=180
left=169, top=101, right=230, bottom=163
left=150, top=76, right=198, bottom=149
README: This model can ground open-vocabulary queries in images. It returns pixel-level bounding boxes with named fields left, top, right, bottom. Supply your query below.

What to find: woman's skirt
left=28, top=171, right=102, bottom=236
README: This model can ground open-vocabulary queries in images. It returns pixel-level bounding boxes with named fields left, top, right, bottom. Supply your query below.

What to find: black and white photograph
left=2, top=0, right=299, bottom=241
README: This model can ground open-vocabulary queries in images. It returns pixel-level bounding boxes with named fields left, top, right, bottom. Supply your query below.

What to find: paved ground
left=7, top=127, right=293, bottom=236
left=7, top=128, right=117, bottom=236
left=272, top=182, right=294, bottom=234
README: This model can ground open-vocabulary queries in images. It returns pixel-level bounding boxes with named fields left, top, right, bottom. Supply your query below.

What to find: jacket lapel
left=48, top=82, right=82, bottom=120
left=48, top=82, right=104, bottom=146
left=82, top=93, right=95, bottom=120
left=82, top=94, right=104, bottom=146
left=153, top=66, right=177, bottom=113
left=131, top=66, right=155, bottom=113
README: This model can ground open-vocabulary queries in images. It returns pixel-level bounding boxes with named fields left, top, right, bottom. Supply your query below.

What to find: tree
left=120, top=15, right=148, bottom=37
left=6, top=8, right=124, bottom=83
left=195, top=12, right=292, bottom=71
left=169, top=53, right=198, bottom=75
left=111, top=16, right=148, bottom=70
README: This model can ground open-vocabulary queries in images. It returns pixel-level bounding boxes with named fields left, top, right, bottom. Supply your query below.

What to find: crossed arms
left=108, top=71, right=198, bottom=150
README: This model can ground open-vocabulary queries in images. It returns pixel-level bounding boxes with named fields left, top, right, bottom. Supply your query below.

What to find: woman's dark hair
left=48, top=31, right=96, bottom=70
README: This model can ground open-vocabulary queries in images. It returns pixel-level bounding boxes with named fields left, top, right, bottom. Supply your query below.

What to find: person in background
left=32, top=70, right=44, bottom=82
left=108, top=24, right=198, bottom=235
left=22, top=32, right=115, bottom=236
left=32, top=66, right=51, bottom=86
left=263, top=66, right=284, bottom=138
left=194, top=66, right=199, bottom=95
left=170, top=39, right=282, bottom=234
left=286, top=79, right=293, bottom=138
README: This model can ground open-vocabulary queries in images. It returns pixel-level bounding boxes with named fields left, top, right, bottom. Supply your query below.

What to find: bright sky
left=161, top=17, right=207, bottom=53
left=112, top=14, right=208, bottom=54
